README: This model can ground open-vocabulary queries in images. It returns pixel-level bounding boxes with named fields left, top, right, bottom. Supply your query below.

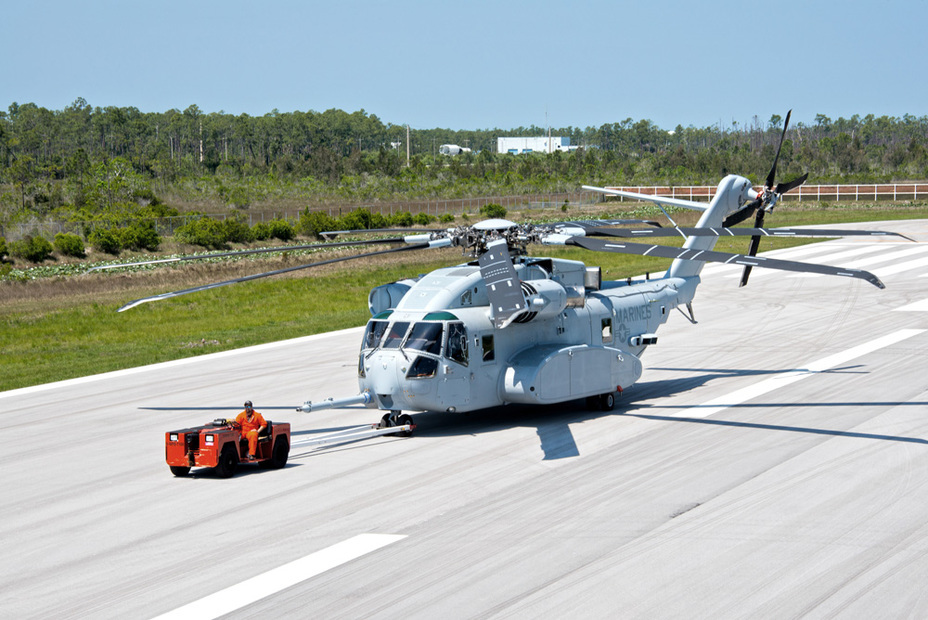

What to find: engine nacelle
left=514, top=279, right=568, bottom=323
left=368, top=279, right=418, bottom=315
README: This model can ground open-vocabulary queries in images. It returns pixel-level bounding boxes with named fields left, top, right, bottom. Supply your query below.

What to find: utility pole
left=406, top=125, right=410, bottom=167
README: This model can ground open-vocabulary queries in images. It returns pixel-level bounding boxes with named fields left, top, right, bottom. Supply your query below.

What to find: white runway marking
left=895, top=298, right=928, bottom=312
left=670, top=329, right=925, bottom=419
left=873, top=254, right=928, bottom=278
left=151, top=533, right=406, bottom=620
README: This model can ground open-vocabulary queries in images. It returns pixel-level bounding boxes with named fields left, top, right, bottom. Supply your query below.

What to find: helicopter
left=100, top=111, right=911, bottom=430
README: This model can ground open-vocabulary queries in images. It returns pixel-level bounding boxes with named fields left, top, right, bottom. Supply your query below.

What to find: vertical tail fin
left=667, top=175, right=756, bottom=280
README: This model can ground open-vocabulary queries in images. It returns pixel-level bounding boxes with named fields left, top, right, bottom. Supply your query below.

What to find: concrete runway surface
left=2, top=220, right=927, bottom=619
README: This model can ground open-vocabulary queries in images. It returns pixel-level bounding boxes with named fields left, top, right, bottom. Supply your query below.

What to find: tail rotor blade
left=774, top=172, right=809, bottom=196
left=739, top=208, right=767, bottom=287
left=765, top=109, right=792, bottom=189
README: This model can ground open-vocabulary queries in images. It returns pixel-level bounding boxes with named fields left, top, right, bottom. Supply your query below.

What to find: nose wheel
left=378, top=410, right=415, bottom=437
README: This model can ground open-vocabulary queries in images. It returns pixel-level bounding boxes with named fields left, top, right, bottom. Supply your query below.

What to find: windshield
left=363, top=320, right=388, bottom=349
left=382, top=322, right=411, bottom=349
left=405, top=322, right=443, bottom=355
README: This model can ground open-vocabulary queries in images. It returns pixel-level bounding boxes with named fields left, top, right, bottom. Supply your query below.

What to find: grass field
left=2, top=201, right=926, bottom=392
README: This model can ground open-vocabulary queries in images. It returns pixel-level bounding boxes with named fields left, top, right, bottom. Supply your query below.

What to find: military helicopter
left=101, top=111, right=910, bottom=430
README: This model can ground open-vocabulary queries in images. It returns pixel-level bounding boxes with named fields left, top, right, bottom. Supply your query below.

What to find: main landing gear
left=586, top=392, right=616, bottom=411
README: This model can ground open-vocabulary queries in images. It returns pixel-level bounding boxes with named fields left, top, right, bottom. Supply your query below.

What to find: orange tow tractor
left=165, top=418, right=290, bottom=478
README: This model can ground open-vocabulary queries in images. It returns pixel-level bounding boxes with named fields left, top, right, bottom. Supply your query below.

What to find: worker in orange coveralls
left=234, top=400, right=266, bottom=460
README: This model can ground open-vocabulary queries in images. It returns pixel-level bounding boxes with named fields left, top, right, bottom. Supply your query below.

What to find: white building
left=497, top=136, right=574, bottom=154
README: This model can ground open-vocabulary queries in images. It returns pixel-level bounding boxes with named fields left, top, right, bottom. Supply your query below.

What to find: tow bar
left=294, top=391, right=415, bottom=449
left=290, top=422, right=416, bottom=451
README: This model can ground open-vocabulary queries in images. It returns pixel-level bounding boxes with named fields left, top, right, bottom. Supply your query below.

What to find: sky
left=2, top=0, right=926, bottom=132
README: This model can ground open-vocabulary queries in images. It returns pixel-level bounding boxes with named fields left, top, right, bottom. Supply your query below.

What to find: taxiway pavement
left=2, top=220, right=926, bottom=618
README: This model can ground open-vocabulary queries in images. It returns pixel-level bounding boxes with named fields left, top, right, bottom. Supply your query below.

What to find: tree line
left=2, top=99, right=927, bottom=237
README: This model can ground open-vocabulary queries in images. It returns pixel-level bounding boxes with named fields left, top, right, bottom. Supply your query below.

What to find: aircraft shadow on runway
left=142, top=363, right=927, bottom=462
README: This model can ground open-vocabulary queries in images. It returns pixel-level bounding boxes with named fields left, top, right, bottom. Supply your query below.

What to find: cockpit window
left=445, top=322, right=468, bottom=365
left=405, top=322, right=443, bottom=355
left=382, top=322, right=411, bottom=349
left=363, top=320, right=388, bottom=349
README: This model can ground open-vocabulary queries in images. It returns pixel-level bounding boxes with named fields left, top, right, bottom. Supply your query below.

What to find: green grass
left=1, top=203, right=925, bottom=392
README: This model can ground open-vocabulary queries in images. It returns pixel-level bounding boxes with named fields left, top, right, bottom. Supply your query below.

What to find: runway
left=2, top=220, right=927, bottom=619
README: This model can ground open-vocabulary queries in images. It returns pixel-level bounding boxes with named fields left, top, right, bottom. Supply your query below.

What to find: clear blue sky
left=2, top=0, right=925, bottom=132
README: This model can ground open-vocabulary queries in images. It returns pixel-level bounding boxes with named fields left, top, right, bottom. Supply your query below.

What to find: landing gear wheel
left=599, top=392, right=615, bottom=411
left=169, top=465, right=190, bottom=477
left=395, top=413, right=414, bottom=438
left=378, top=413, right=395, bottom=429
left=215, top=446, right=237, bottom=478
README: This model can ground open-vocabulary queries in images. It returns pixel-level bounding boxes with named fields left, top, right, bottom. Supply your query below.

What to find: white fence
left=604, top=183, right=928, bottom=203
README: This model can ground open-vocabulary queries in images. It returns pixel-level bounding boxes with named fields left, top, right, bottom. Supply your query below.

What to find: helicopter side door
left=437, top=321, right=470, bottom=410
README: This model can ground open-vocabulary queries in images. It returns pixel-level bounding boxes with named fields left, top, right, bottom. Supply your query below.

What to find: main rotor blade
left=582, top=185, right=709, bottom=212
left=553, top=218, right=663, bottom=229
left=89, top=238, right=410, bottom=272
left=565, top=236, right=885, bottom=289
left=321, top=228, right=444, bottom=239
left=116, top=243, right=430, bottom=312
left=581, top=226, right=909, bottom=240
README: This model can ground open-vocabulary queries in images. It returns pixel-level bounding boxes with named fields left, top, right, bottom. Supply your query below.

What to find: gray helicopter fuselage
left=357, top=256, right=698, bottom=414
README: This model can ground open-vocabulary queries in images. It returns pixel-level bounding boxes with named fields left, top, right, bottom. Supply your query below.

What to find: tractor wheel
left=270, top=437, right=289, bottom=469
left=395, top=414, right=414, bottom=438
left=215, top=446, right=238, bottom=478
left=170, top=465, right=190, bottom=477
left=600, top=392, right=615, bottom=411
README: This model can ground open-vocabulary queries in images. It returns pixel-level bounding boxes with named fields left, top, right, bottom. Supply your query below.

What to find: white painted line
left=874, top=255, right=928, bottom=278
left=151, top=533, right=405, bottom=620
left=0, top=326, right=366, bottom=400
left=894, top=299, right=928, bottom=312
left=671, top=329, right=925, bottom=419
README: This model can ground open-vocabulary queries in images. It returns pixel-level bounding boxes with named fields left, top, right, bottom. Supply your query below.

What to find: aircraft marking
left=667, top=329, right=925, bottom=420
left=151, top=533, right=406, bottom=620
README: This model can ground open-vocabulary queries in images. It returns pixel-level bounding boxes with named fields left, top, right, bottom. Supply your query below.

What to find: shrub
left=268, top=219, right=295, bottom=241
left=175, top=216, right=228, bottom=249
left=0, top=237, right=7, bottom=260
left=479, top=203, right=507, bottom=219
left=338, top=208, right=374, bottom=231
left=369, top=212, right=389, bottom=229
left=120, top=221, right=161, bottom=252
left=298, top=209, right=337, bottom=239
left=10, top=235, right=54, bottom=262
left=388, top=211, right=414, bottom=227
left=252, top=222, right=272, bottom=241
left=414, top=212, right=436, bottom=226
left=89, top=228, right=122, bottom=255
left=221, top=216, right=254, bottom=244
left=54, top=232, right=86, bottom=258
left=438, top=213, right=455, bottom=224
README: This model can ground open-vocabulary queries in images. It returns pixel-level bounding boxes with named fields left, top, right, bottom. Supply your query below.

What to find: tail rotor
left=738, top=110, right=808, bottom=287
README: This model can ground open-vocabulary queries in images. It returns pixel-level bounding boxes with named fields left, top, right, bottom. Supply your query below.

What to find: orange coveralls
left=235, top=410, right=267, bottom=457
